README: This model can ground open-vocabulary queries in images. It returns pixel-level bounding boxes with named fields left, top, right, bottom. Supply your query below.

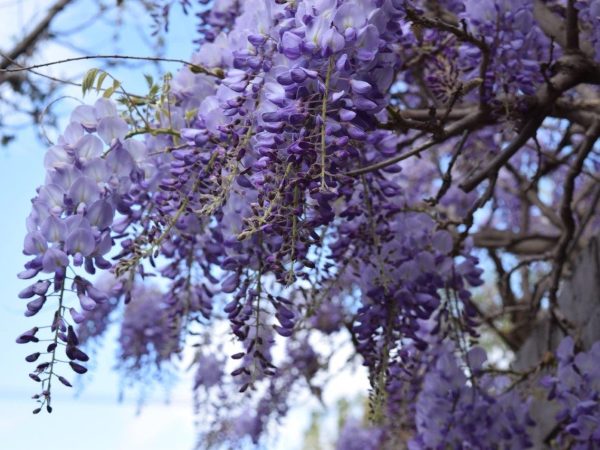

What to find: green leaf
left=95, top=71, right=108, bottom=93
left=143, top=74, right=153, bottom=88
left=149, top=84, right=159, bottom=98
left=184, top=108, right=197, bottom=123
left=82, top=68, right=99, bottom=96
left=102, top=79, right=121, bottom=98
left=102, top=86, right=115, bottom=98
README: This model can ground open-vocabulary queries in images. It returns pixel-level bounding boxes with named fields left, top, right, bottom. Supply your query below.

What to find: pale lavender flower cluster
left=22, top=98, right=130, bottom=283
left=17, top=98, right=148, bottom=411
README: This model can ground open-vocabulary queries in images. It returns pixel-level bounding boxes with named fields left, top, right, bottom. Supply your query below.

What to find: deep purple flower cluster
left=156, top=3, right=488, bottom=405
left=410, top=344, right=534, bottom=449
left=541, top=337, right=600, bottom=448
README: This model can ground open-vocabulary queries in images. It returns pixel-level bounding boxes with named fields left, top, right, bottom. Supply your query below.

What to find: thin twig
left=345, top=111, right=485, bottom=177
left=431, top=129, right=470, bottom=204
left=0, top=50, right=81, bottom=87
left=0, top=54, right=223, bottom=78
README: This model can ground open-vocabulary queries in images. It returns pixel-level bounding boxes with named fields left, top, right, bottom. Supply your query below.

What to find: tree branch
left=473, top=229, right=560, bottom=255
left=0, top=0, right=74, bottom=72
left=566, top=0, right=580, bottom=51
left=460, top=53, right=600, bottom=193
left=503, top=163, right=564, bottom=229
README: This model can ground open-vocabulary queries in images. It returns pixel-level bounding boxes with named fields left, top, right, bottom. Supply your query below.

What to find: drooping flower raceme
left=18, top=98, right=150, bottom=412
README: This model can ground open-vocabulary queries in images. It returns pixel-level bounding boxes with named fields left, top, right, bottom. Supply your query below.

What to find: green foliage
left=81, top=68, right=120, bottom=98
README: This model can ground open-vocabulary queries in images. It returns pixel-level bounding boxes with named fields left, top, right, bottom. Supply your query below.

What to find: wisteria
left=336, top=418, right=384, bottom=450
left=540, top=337, right=600, bottom=448
left=12, top=0, right=600, bottom=448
